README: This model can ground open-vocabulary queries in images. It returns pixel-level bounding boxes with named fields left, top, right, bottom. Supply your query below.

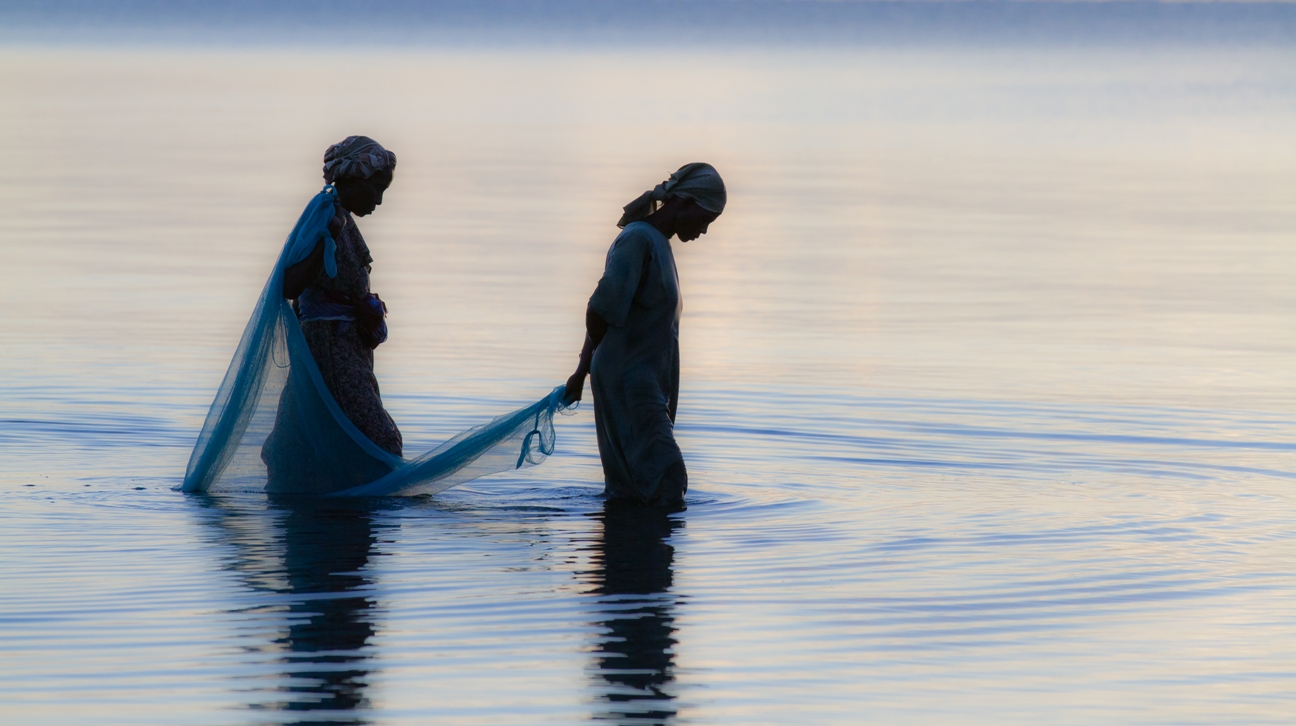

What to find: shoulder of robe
left=619, top=221, right=658, bottom=238
left=612, top=221, right=658, bottom=253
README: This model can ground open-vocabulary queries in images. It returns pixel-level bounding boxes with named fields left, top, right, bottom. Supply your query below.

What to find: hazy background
left=2, top=3, right=1294, bottom=725
left=3, top=0, right=1296, bottom=47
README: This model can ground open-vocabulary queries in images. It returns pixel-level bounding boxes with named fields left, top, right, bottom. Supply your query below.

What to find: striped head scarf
left=322, top=135, right=397, bottom=184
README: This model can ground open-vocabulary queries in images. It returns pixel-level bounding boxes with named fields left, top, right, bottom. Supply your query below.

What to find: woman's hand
left=564, top=369, right=585, bottom=405
left=356, top=293, right=388, bottom=348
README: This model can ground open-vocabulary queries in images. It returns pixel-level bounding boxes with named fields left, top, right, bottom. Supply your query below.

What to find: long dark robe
left=587, top=221, right=686, bottom=506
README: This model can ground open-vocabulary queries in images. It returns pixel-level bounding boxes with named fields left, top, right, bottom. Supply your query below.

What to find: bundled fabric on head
left=181, top=187, right=567, bottom=497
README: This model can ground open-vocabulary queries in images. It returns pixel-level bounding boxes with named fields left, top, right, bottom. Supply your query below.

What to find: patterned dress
left=296, top=208, right=403, bottom=456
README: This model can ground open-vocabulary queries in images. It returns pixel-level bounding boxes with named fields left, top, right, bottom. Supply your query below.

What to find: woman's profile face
left=336, top=168, right=394, bottom=217
left=675, top=199, right=721, bottom=242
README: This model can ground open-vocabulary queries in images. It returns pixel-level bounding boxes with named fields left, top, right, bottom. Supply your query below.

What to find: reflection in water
left=587, top=503, right=685, bottom=725
left=194, top=496, right=384, bottom=725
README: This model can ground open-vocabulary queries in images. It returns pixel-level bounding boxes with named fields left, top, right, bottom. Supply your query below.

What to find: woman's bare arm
left=564, top=306, right=609, bottom=403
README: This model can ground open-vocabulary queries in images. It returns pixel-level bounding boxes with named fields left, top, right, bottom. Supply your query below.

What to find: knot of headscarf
left=617, top=162, right=727, bottom=229
left=322, top=135, right=397, bottom=184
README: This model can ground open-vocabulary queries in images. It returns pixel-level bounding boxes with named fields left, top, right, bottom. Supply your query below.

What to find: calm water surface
left=1, top=44, right=1295, bottom=724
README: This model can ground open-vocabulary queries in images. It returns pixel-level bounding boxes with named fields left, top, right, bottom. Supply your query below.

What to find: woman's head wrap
left=617, top=162, right=726, bottom=228
left=322, top=135, right=397, bottom=184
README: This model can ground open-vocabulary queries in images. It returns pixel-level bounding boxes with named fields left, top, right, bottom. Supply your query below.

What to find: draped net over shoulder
left=181, top=187, right=568, bottom=497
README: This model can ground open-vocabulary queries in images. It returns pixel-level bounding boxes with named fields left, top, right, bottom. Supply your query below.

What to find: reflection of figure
left=194, top=497, right=382, bottom=724
left=276, top=498, right=379, bottom=719
left=588, top=502, right=685, bottom=724
left=265, top=135, right=402, bottom=474
left=564, top=164, right=727, bottom=507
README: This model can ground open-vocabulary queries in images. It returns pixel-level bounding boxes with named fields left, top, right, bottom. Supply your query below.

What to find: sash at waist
left=298, top=288, right=355, bottom=323
left=297, top=287, right=388, bottom=348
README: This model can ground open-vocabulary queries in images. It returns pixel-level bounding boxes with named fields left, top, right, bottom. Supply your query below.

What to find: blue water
left=2, top=34, right=1295, bottom=725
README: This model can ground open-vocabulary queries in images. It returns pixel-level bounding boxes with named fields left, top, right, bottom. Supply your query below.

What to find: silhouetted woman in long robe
left=565, top=163, right=726, bottom=507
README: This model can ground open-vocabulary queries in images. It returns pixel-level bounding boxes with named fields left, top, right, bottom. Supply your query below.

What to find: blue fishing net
left=181, top=188, right=568, bottom=497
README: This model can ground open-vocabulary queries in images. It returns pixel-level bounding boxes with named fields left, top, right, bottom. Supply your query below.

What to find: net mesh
left=181, top=196, right=568, bottom=497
